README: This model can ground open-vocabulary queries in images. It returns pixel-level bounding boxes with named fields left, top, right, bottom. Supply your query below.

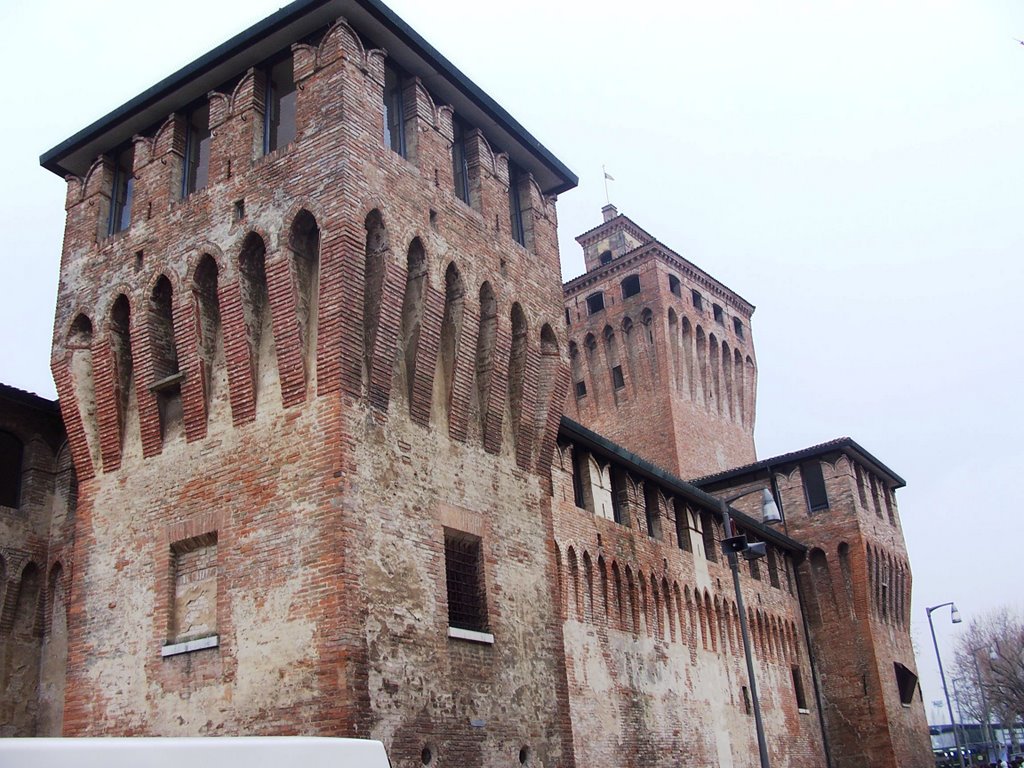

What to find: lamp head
left=760, top=489, right=782, bottom=525
left=951, top=604, right=962, bottom=624
left=742, top=541, right=768, bottom=561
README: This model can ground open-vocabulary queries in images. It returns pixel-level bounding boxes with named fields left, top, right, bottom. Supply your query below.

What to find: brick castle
left=0, top=1, right=931, bottom=766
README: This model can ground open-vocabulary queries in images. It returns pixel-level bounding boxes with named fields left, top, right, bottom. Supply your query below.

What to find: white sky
left=2, top=0, right=1022, bottom=726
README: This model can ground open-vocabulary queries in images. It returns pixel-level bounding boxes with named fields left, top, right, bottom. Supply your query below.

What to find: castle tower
left=42, top=1, right=577, bottom=762
left=564, top=205, right=757, bottom=479
left=696, top=440, right=933, bottom=768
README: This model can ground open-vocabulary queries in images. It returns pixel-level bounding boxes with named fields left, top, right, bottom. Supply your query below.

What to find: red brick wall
left=549, top=444, right=827, bottom=768
left=564, top=245, right=756, bottom=480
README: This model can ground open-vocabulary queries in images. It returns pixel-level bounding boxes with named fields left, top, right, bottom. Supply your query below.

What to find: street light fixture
left=927, top=601, right=965, bottom=768
left=718, top=487, right=782, bottom=768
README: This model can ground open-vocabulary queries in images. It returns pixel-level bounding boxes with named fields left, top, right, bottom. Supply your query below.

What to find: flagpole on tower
left=602, top=165, right=614, bottom=205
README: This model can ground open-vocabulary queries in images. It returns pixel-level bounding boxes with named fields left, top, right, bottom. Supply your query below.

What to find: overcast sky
left=2, top=0, right=1022, bottom=725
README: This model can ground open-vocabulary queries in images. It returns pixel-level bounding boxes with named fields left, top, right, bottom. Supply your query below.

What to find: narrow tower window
left=383, top=62, right=406, bottom=157
left=452, top=115, right=470, bottom=204
left=263, top=54, right=296, bottom=154
left=108, top=145, right=134, bottom=235
left=182, top=103, right=211, bottom=196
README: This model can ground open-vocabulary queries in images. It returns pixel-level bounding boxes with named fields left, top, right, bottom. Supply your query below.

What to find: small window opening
left=644, top=484, right=662, bottom=540
left=571, top=447, right=587, bottom=510
left=767, top=547, right=781, bottom=589
left=894, top=662, right=918, bottom=706
left=621, top=274, right=641, bottom=299
left=801, top=461, right=829, bottom=512
left=691, top=290, right=703, bottom=311
left=674, top=500, right=692, bottom=552
left=610, top=466, right=629, bottom=527
left=668, top=274, right=682, bottom=297
left=383, top=61, right=407, bottom=157
left=611, top=365, right=624, bottom=390
left=713, top=304, right=724, bottom=324
left=233, top=200, right=245, bottom=222
left=0, top=431, right=23, bottom=508
left=792, top=666, right=809, bottom=710
left=263, top=54, right=297, bottom=154
left=182, top=103, right=211, bottom=196
left=575, top=380, right=587, bottom=398
left=701, top=512, right=718, bottom=563
left=108, top=145, right=134, bottom=235
left=733, top=316, right=745, bottom=339
left=742, top=685, right=751, bottom=714
left=509, top=162, right=526, bottom=246
left=445, top=530, right=487, bottom=633
left=565, top=307, right=571, bottom=326
left=599, top=250, right=613, bottom=265
left=586, top=292, right=605, bottom=315
left=452, top=115, right=471, bottom=204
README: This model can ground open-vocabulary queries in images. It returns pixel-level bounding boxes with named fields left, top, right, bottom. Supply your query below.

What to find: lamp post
left=717, top=487, right=782, bottom=768
left=927, top=601, right=965, bottom=768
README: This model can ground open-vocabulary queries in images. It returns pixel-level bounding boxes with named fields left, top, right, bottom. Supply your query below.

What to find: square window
left=586, top=292, right=605, bottom=315
left=575, top=380, right=587, bottom=398
left=444, top=530, right=487, bottom=633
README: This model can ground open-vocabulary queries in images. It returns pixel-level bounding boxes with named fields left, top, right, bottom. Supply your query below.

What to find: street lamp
left=718, top=487, right=782, bottom=768
left=927, top=601, right=965, bottom=768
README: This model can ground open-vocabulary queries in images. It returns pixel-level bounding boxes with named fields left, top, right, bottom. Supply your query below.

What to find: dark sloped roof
left=0, top=383, right=60, bottom=414
left=692, top=437, right=906, bottom=489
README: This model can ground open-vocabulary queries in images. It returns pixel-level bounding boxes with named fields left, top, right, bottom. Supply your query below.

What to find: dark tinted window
left=802, top=461, right=829, bottom=511
left=0, top=431, right=23, bottom=508
left=264, top=55, right=296, bottom=154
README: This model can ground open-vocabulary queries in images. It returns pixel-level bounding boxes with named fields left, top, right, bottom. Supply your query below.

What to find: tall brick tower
left=696, top=441, right=933, bottom=768
left=41, top=0, right=577, bottom=763
left=564, top=204, right=757, bottom=479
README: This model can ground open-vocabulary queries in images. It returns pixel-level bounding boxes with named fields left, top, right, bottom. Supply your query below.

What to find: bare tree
left=953, top=609, right=1024, bottom=734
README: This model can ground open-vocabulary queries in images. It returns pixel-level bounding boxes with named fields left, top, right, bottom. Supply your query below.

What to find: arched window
left=289, top=210, right=321, bottom=373
left=0, top=431, right=23, bottom=508
left=363, top=210, right=388, bottom=376
left=620, top=274, right=640, bottom=299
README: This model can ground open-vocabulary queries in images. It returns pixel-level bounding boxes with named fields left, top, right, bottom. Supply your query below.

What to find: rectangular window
left=610, top=465, right=629, bottom=527
left=167, top=532, right=218, bottom=650
left=673, top=500, right=692, bottom=552
left=452, top=115, right=470, bottom=204
left=571, top=447, right=587, bottom=510
left=701, top=512, right=718, bottom=563
left=508, top=162, right=526, bottom=246
left=801, top=460, right=829, bottom=512
left=383, top=62, right=406, bottom=157
left=263, top=55, right=296, bottom=155
left=713, top=304, right=724, bottom=324
left=669, top=275, right=681, bottom=297
left=575, top=380, right=587, bottom=398
left=733, top=317, right=744, bottom=339
left=644, top=484, right=662, bottom=540
left=182, top=103, right=211, bottom=197
left=108, top=145, right=134, bottom=235
left=691, top=290, right=703, bottom=311
left=767, top=547, right=781, bottom=588
left=444, top=530, right=487, bottom=633
left=586, top=292, right=605, bottom=315
left=611, top=365, right=624, bottom=390
left=792, top=666, right=809, bottom=711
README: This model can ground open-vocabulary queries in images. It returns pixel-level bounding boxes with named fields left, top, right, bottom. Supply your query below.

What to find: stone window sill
left=447, top=627, right=494, bottom=645
left=161, top=634, right=219, bottom=657
left=798, top=707, right=810, bottom=715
